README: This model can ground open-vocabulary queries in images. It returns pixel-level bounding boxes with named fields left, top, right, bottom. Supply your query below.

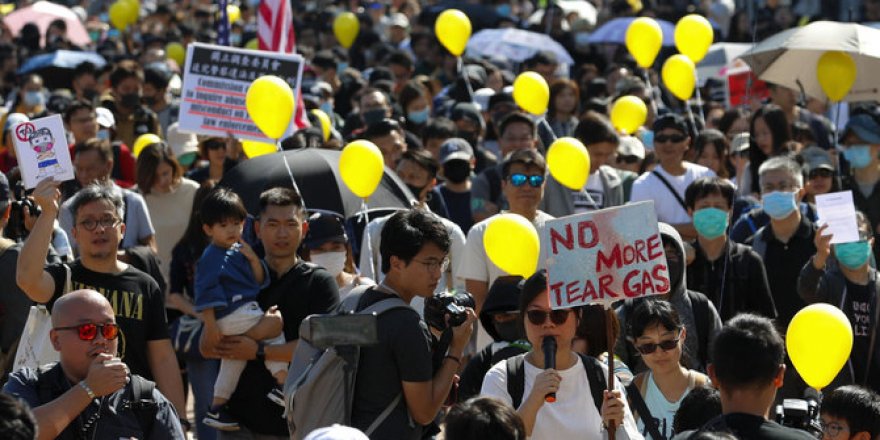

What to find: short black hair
left=258, top=186, right=306, bottom=219
left=362, top=118, right=403, bottom=140
left=422, top=117, right=456, bottom=143
left=63, top=100, right=95, bottom=124
left=498, top=112, right=536, bottom=140
left=501, top=149, right=546, bottom=179
left=386, top=49, right=414, bottom=71
left=820, top=385, right=880, bottom=438
left=574, top=111, right=619, bottom=146
left=144, top=66, right=171, bottom=90
left=109, top=60, right=143, bottom=88
left=672, top=386, right=721, bottom=433
left=400, top=149, right=439, bottom=178
left=626, top=298, right=683, bottom=339
left=200, top=187, right=248, bottom=226
left=379, top=209, right=450, bottom=274
left=72, top=61, right=97, bottom=81
left=684, top=177, right=736, bottom=210
left=444, top=396, right=526, bottom=440
left=0, top=392, right=36, bottom=440
left=711, top=314, right=785, bottom=388
left=69, top=184, right=125, bottom=222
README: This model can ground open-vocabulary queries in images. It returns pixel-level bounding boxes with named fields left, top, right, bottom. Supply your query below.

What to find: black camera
left=424, top=290, right=475, bottom=331
left=774, top=399, right=822, bottom=438
left=6, top=181, right=40, bottom=241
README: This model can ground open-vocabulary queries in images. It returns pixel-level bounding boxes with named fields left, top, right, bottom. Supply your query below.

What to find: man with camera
left=350, top=209, right=476, bottom=439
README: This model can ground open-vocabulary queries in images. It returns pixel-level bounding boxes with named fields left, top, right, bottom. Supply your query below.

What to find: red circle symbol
left=14, top=122, right=35, bottom=143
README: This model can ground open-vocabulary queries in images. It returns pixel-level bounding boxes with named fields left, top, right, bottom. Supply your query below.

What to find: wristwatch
left=255, top=342, right=266, bottom=361
left=79, top=381, right=96, bottom=400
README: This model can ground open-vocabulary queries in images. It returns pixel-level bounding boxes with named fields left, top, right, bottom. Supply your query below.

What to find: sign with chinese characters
left=179, top=43, right=304, bottom=142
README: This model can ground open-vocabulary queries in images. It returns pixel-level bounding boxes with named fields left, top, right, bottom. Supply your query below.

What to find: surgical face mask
left=834, top=241, right=872, bottom=269
left=762, top=190, right=798, bottom=220
left=495, top=4, right=512, bottom=17
left=24, top=90, right=44, bottom=107
left=693, top=207, right=729, bottom=239
left=320, top=101, right=334, bottom=116
left=443, top=160, right=471, bottom=184
left=337, top=62, right=348, bottom=73
left=310, top=251, right=347, bottom=276
left=120, top=92, right=141, bottom=109
left=407, top=107, right=429, bottom=125
left=641, top=130, right=654, bottom=149
left=843, top=144, right=873, bottom=169
left=494, top=319, right=524, bottom=342
left=97, top=129, right=110, bottom=141
left=362, top=108, right=386, bottom=126
left=230, top=33, right=242, bottom=46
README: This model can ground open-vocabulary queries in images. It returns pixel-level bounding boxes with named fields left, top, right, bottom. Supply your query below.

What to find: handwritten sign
left=11, top=114, right=74, bottom=189
left=179, top=42, right=304, bottom=142
left=542, top=201, right=669, bottom=309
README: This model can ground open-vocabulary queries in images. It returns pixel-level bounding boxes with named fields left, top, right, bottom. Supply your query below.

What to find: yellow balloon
left=610, top=95, right=648, bottom=134
left=123, top=0, right=139, bottom=25
left=333, top=12, right=360, bottom=49
left=132, top=133, right=162, bottom=158
left=662, top=54, right=696, bottom=101
left=340, top=140, right=384, bottom=199
left=675, top=14, right=713, bottom=63
left=242, top=140, right=277, bottom=158
left=817, top=51, right=857, bottom=102
left=246, top=76, right=295, bottom=140
left=165, top=42, right=185, bottom=66
left=435, top=9, right=471, bottom=56
left=483, top=213, right=540, bottom=278
left=547, top=137, right=591, bottom=190
left=245, top=38, right=259, bottom=50
left=625, top=17, right=663, bottom=68
left=310, top=109, right=332, bottom=142
left=512, top=72, right=549, bottom=115
left=109, top=1, right=133, bottom=30
left=786, top=304, right=853, bottom=390
left=227, top=4, right=241, bottom=24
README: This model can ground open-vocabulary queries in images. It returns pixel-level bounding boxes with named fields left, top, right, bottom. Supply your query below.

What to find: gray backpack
left=284, top=288, right=411, bottom=439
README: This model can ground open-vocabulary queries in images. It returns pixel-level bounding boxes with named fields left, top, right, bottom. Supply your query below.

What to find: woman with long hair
left=747, top=104, right=792, bottom=194
left=547, top=79, right=580, bottom=138
left=693, top=129, right=731, bottom=179
left=398, top=80, right=432, bottom=137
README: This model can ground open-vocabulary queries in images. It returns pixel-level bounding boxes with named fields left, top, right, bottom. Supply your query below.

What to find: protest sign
left=179, top=42, right=304, bottom=142
left=542, top=201, right=669, bottom=309
left=11, top=114, right=74, bottom=189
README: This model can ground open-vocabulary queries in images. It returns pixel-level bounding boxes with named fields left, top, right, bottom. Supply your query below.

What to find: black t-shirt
left=700, top=413, right=815, bottom=440
left=351, top=288, right=433, bottom=440
left=225, top=260, right=340, bottom=435
left=842, top=279, right=879, bottom=390
left=45, top=260, right=169, bottom=379
left=439, top=185, right=474, bottom=234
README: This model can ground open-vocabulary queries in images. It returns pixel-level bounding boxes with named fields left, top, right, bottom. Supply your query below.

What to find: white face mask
left=310, top=251, right=346, bottom=276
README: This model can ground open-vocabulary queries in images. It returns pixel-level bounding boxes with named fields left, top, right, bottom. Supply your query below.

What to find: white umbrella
left=696, top=43, right=752, bottom=86
left=739, top=21, right=880, bottom=102
left=527, top=0, right=598, bottom=28
left=466, top=28, right=575, bottom=65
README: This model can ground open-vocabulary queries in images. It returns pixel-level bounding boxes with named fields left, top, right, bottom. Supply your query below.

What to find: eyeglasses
left=54, top=323, right=119, bottom=341
left=635, top=337, right=680, bottom=355
left=416, top=257, right=450, bottom=272
left=617, top=155, right=641, bottom=164
left=820, top=421, right=848, bottom=437
left=508, top=173, right=545, bottom=188
left=526, top=309, right=571, bottom=326
left=654, top=134, right=687, bottom=144
left=809, top=169, right=834, bottom=179
left=78, top=216, right=120, bottom=231
left=204, top=140, right=225, bottom=150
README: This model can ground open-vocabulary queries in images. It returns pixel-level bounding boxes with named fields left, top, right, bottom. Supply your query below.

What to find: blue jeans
left=187, top=356, right=220, bottom=440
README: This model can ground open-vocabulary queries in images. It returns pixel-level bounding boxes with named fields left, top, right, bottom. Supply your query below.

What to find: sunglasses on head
left=54, top=323, right=119, bottom=341
left=508, top=173, right=545, bottom=188
left=809, top=168, right=834, bottom=179
left=635, top=337, right=680, bottom=355
left=526, top=309, right=571, bottom=325
left=654, top=133, right=687, bottom=144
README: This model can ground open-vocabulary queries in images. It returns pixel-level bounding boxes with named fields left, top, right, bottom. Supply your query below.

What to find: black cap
left=653, top=113, right=689, bottom=136
left=303, top=212, right=347, bottom=249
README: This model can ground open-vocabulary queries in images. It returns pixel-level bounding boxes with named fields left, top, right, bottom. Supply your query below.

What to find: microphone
left=542, top=336, right=557, bottom=403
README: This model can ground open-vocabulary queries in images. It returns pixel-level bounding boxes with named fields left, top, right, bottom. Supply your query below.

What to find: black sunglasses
left=635, top=338, right=679, bottom=355
left=654, top=134, right=687, bottom=144
left=526, top=309, right=571, bottom=326
left=54, top=323, right=119, bottom=341
left=508, top=173, right=545, bottom=188
left=809, top=168, right=834, bottom=179
left=617, top=155, right=641, bottom=164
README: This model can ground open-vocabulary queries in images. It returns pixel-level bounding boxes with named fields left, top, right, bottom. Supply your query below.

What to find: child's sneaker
left=267, top=386, right=285, bottom=407
left=204, top=405, right=240, bottom=431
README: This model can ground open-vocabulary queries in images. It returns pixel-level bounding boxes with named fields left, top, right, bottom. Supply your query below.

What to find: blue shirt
left=194, top=243, right=269, bottom=319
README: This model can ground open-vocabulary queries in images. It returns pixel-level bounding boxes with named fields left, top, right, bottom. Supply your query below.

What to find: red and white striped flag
left=258, top=0, right=309, bottom=129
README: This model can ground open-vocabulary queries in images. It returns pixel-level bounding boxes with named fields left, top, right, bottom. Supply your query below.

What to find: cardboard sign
left=542, top=201, right=669, bottom=309
left=179, top=42, right=304, bottom=142
left=11, top=114, right=74, bottom=189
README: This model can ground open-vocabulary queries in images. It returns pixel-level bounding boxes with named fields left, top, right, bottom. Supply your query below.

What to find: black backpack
left=505, top=352, right=607, bottom=411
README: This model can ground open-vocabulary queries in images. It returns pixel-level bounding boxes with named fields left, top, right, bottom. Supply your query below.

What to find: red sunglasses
left=54, top=323, right=119, bottom=341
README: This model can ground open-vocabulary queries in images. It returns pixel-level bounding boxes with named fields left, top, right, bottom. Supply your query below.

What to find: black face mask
left=406, top=183, right=426, bottom=200
left=362, top=108, right=386, bottom=126
left=494, top=320, right=525, bottom=342
left=443, top=160, right=471, bottom=184
left=142, top=95, right=157, bottom=106
left=83, top=88, right=98, bottom=101
left=120, top=92, right=141, bottom=109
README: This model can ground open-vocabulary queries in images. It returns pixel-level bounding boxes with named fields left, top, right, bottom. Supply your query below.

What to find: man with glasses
left=350, top=209, right=475, bottom=439
left=631, top=114, right=716, bottom=241
left=2, top=289, right=185, bottom=439
left=16, top=181, right=186, bottom=421
left=818, top=385, right=880, bottom=440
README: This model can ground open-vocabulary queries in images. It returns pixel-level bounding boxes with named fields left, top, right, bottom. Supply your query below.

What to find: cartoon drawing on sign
left=29, top=127, right=63, bottom=179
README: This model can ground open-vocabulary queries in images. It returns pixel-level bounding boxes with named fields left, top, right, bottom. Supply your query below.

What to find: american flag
left=217, top=0, right=230, bottom=46
left=258, top=0, right=309, bottom=129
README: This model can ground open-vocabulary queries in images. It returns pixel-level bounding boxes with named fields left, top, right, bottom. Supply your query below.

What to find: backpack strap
left=364, top=394, right=402, bottom=436
left=577, top=353, right=607, bottom=414
left=750, top=227, right=767, bottom=258
left=624, top=374, right=665, bottom=440
left=128, top=375, right=158, bottom=437
left=651, top=171, right=688, bottom=212
left=688, top=291, right=711, bottom=369
left=505, top=354, right=526, bottom=409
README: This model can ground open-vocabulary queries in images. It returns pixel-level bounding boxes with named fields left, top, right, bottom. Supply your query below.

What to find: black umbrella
left=219, top=148, right=414, bottom=218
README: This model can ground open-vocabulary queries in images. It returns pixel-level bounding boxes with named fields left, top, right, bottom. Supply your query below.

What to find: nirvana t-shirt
left=842, top=280, right=879, bottom=390
left=45, top=261, right=169, bottom=379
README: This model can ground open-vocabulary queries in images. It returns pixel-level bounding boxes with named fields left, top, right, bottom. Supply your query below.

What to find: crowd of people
left=1, top=0, right=880, bottom=439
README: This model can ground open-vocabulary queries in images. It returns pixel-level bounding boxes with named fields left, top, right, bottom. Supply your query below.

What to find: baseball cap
left=439, top=138, right=474, bottom=164
left=304, top=424, right=368, bottom=440
left=450, top=102, right=485, bottom=130
left=617, top=136, right=645, bottom=160
left=800, top=146, right=834, bottom=173
left=730, top=133, right=750, bottom=153
left=652, top=113, right=688, bottom=136
left=388, top=12, right=409, bottom=28
left=3, top=113, right=28, bottom=135
left=473, top=88, right=495, bottom=112
left=303, top=212, right=347, bottom=249
left=96, top=107, right=115, bottom=128
left=166, top=123, right=199, bottom=166
left=843, top=113, right=880, bottom=144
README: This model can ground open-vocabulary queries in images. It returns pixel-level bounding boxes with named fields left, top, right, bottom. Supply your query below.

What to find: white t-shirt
left=637, top=372, right=691, bottom=440
left=572, top=170, right=605, bottom=213
left=629, top=163, right=716, bottom=225
left=481, top=355, right=643, bottom=440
